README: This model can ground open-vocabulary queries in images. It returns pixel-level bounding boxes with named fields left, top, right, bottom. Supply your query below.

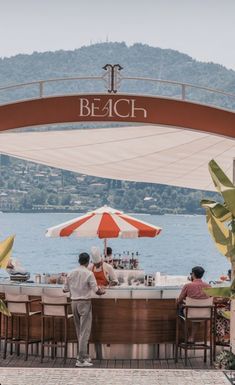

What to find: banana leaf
left=0, top=235, right=15, bottom=269
left=204, top=286, right=232, bottom=298
left=0, top=299, right=11, bottom=316
left=221, top=310, right=231, bottom=320
left=201, top=200, right=232, bottom=222
left=206, top=209, right=235, bottom=260
left=208, top=159, right=235, bottom=217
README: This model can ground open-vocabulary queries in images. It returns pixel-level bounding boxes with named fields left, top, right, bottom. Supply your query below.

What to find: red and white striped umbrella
left=46, top=206, right=162, bottom=239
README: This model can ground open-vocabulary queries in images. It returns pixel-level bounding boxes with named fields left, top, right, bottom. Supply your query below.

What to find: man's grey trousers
left=71, top=299, right=92, bottom=361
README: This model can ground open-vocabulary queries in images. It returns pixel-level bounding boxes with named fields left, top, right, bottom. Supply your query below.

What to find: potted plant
left=201, top=159, right=235, bottom=354
left=215, top=350, right=235, bottom=370
left=0, top=235, right=15, bottom=316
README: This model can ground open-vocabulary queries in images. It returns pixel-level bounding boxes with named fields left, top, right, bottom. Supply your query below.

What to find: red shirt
left=178, top=279, right=211, bottom=304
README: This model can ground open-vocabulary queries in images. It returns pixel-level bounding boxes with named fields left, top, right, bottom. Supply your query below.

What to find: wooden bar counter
left=0, top=280, right=181, bottom=358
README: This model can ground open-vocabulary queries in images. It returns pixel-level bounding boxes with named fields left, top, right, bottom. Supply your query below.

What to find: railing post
left=39, top=82, right=44, bottom=98
left=182, top=84, right=186, bottom=100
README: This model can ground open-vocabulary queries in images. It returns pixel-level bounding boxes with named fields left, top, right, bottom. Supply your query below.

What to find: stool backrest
left=5, top=293, right=29, bottom=314
left=42, top=295, right=68, bottom=316
left=185, top=297, right=213, bottom=319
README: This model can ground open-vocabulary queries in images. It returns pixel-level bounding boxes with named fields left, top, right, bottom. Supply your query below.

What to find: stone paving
left=0, top=368, right=231, bottom=385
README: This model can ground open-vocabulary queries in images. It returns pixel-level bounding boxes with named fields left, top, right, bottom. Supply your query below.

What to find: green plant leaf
left=203, top=286, right=231, bottom=298
left=200, top=200, right=231, bottom=222
left=0, top=235, right=15, bottom=269
left=221, top=310, right=230, bottom=320
left=205, top=209, right=235, bottom=260
left=0, top=299, right=11, bottom=316
left=208, top=159, right=235, bottom=217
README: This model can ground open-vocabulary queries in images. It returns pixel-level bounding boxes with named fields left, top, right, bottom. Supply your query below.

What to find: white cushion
left=42, top=295, right=69, bottom=316
left=185, top=297, right=213, bottom=319
left=5, top=293, right=29, bottom=314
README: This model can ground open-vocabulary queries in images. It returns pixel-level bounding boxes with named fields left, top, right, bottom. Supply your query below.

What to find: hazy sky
left=1, top=0, right=235, bottom=69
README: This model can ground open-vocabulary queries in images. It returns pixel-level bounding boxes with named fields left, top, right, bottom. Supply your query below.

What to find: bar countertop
left=0, top=277, right=182, bottom=299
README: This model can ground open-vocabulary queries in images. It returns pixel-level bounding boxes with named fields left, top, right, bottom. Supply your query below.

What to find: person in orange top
left=90, top=246, right=118, bottom=287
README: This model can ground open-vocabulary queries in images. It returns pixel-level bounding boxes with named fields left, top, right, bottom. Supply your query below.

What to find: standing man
left=63, top=252, right=104, bottom=367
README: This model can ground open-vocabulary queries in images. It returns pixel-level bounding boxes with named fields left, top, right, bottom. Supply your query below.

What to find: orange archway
left=0, top=94, right=235, bottom=138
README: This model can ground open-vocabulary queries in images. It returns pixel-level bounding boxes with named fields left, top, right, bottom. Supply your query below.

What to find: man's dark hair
left=191, top=266, right=205, bottom=279
left=106, top=247, right=112, bottom=256
left=79, top=252, right=90, bottom=265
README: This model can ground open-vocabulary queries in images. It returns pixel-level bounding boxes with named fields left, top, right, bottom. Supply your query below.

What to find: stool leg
left=184, top=320, right=188, bottom=366
left=175, top=316, right=179, bottom=363
left=204, top=320, right=207, bottom=363
left=3, top=315, right=8, bottom=359
left=64, top=317, right=68, bottom=362
left=213, top=313, right=216, bottom=362
left=10, top=316, right=13, bottom=355
left=41, top=317, right=44, bottom=363
left=210, top=317, right=213, bottom=366
left=25, top=316, right=29, bottom=361
left=51, top=317, right=55, bottom=359
left=16, top=316, right=20, bottom=356
left=54, top=319, right=57, bottom=359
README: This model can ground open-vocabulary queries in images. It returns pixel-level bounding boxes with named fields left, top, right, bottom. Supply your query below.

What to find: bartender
left=90, top=246, right=118, bottom=287
left=104, top=247, right=113, bottom=264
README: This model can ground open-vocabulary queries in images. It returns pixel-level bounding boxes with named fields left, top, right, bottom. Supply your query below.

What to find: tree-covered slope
left=1, top=42, right=235, bottom=104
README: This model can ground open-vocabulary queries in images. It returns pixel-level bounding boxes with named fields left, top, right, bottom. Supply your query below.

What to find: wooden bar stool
left=41, top=295, right=73, bottom=362
left=175, top=297, right=214, bottom=366
left=3, top=293, right=41, bottom=360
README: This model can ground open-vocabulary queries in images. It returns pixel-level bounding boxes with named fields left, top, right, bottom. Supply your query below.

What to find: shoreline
left=0, top=210, right=204, bottom=216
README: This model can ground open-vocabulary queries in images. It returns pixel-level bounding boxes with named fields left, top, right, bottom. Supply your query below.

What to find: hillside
left=1, top=42, right=235, bottom=108
left=1, top=42, right=235, bottom=88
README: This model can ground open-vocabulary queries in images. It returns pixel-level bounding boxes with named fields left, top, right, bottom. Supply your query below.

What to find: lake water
left=0, top=213, right=230, bottom=281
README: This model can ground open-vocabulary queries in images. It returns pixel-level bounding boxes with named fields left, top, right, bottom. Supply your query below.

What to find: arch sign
left=0, top=94, right=235, bottom=139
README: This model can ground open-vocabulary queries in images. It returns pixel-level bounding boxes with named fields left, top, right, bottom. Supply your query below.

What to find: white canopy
left=0, top=124, right=234, bottom=191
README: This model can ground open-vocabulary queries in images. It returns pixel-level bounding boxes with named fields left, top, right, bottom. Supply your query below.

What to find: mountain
left=0, top=42, right=235, bottom=108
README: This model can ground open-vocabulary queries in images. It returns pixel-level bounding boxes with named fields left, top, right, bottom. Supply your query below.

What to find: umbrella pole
left=104, top=238, right=107, bottom=257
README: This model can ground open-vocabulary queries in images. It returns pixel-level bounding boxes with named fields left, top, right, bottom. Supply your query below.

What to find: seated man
left=90, top=246, right=118, bottom=287
left=178, top=266, right=211, bottom=304
left=177, top=265, right=211, bottom=342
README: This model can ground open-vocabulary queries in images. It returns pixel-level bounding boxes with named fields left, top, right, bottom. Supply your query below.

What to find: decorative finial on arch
left=103, top=64, right=123, bottom=93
